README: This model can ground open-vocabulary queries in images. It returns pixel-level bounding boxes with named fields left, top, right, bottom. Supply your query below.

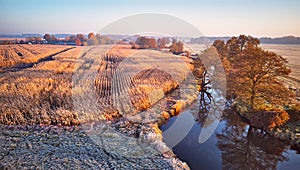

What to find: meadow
left=0, top=44, right=72, bottom=71
left=261, top=44, right=300, bottom=89
left=0, top=45, right=84, bottom=125
left=1, top=43, right=299, bottom=125
left=0, top=44, right=197, bottom=125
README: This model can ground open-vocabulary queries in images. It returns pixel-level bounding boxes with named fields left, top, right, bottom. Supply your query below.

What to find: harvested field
left=129, top=68, right=179, bottom=111
left=93, top=46, right=198, bottom=123
left=0, top=44, right=196, bottom=169
left=0, top=46, right=87, bottom=125
left=0, top=44, right=197, bottom=125
left=261, top=44, right=300, bottom=88
left=0, top=44, right=73, bottom=71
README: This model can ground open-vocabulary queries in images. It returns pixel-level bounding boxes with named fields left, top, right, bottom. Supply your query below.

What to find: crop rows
left=0, top=46, right=83, bottom=125
left=0, top=44, right=71, bottom=70
left=94, top=47, right=195, bottom=121
left=95, top=54, right=125, bottom=112
left=0, top=44, right=197, bottom=125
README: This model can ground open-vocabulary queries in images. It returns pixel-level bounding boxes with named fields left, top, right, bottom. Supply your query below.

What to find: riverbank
left=267, top=122, right=300, bottom=151
left=237, top=110, right=300, bottom=153
left=0, top=45, right=197, bottom=169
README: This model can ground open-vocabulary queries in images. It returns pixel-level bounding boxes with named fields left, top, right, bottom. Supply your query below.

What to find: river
left=160, top=44, right=300, bottom=169
left=160, top=101, right=300, bottom=169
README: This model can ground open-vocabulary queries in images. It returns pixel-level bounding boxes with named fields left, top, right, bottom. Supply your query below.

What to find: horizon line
left=0, top=33, right=299, bottom=39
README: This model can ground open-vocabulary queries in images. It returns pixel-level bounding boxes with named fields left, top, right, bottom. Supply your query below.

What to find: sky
left=0, top=0, right=299, bottom=37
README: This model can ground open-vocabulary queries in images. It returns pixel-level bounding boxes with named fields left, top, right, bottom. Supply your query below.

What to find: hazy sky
left=0, top=0, right=299, bottom=37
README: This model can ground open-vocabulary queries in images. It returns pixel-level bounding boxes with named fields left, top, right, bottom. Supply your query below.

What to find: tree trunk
left=250, top=88, right=255, bottom=109
left=250, top=81, right=256, bottom=109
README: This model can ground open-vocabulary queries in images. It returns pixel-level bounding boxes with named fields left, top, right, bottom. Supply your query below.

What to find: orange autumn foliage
left=249, top=109, right=290, bottom=130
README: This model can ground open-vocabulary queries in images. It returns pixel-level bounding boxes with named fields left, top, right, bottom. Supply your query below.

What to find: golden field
left=2, top=43, right=298, bottom=126
left=0, top=45, right=83, bottom=125
left=0, top=44, right=72, bottom=70
left=0, top=44, right=196, bottom=125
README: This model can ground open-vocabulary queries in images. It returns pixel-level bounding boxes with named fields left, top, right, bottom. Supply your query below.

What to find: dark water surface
left=160, top=104, right=300, bottom=170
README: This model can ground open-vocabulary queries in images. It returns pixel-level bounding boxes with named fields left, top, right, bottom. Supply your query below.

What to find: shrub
left=286, top=103, right=300, bottom=122
left=249, top=109, right=290, bottom=130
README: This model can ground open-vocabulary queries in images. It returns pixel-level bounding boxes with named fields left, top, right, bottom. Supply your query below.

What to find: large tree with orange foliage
left=213, top=35, right=293, bottom=110
left=233, top=47, right=292, bottom=109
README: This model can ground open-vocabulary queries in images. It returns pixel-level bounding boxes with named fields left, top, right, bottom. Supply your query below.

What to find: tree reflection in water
left=217, top=110, right=290, bottom=170
left=194, top=72, right=290, bottom=169
left=195, top=70, right=212, bottom=125
left=191, top=47, right=291, bottom=169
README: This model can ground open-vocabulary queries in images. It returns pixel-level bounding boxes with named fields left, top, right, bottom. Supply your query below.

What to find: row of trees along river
left=161, top=35, right=300, bottom=169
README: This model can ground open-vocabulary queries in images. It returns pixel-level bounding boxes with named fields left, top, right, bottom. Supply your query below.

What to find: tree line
left=43, top=33, right=114, bottom=46
left=131, top=36, right=185, bottom=55
left=0, top=33, right=115, bottom=45
left=212, top=35, right=297, bottom=131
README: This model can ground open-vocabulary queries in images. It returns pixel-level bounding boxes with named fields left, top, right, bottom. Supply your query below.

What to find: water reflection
left=217, top=110, right=289, bottom=170
left=161, top=102, right=298, bottom=169
left=161, top=61, right=299, bottom=169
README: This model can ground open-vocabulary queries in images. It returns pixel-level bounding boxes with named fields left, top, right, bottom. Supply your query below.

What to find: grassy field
left=2, top=43, right=297, bottom=125
left=261, top=44, right=300, bottom=89
left=78, top=45, right=197, bottom=123
left=0, top=46, right=85, bottom=125
left=0, top=44, right=197, bottom=125
left=0, top=44, right=73, bottom=70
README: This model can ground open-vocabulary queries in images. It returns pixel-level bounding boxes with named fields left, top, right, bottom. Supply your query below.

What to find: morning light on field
left=0, top=0, right=299, bottom=169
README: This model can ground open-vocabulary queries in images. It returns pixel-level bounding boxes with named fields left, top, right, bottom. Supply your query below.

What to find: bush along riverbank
left=234, top=102, right=300, bottom=152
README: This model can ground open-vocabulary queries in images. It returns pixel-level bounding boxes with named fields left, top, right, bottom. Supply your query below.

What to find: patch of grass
left=0, top=47, right=81, bottom=125
left=0, top=44, right=71, bottom=69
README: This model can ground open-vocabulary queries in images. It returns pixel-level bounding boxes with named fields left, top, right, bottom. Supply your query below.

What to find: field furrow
left=0, top=44, right=71, bottom=70
left=92, top=46, right=197, bottom=122
left=0, top=44, right=197, bottom=125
